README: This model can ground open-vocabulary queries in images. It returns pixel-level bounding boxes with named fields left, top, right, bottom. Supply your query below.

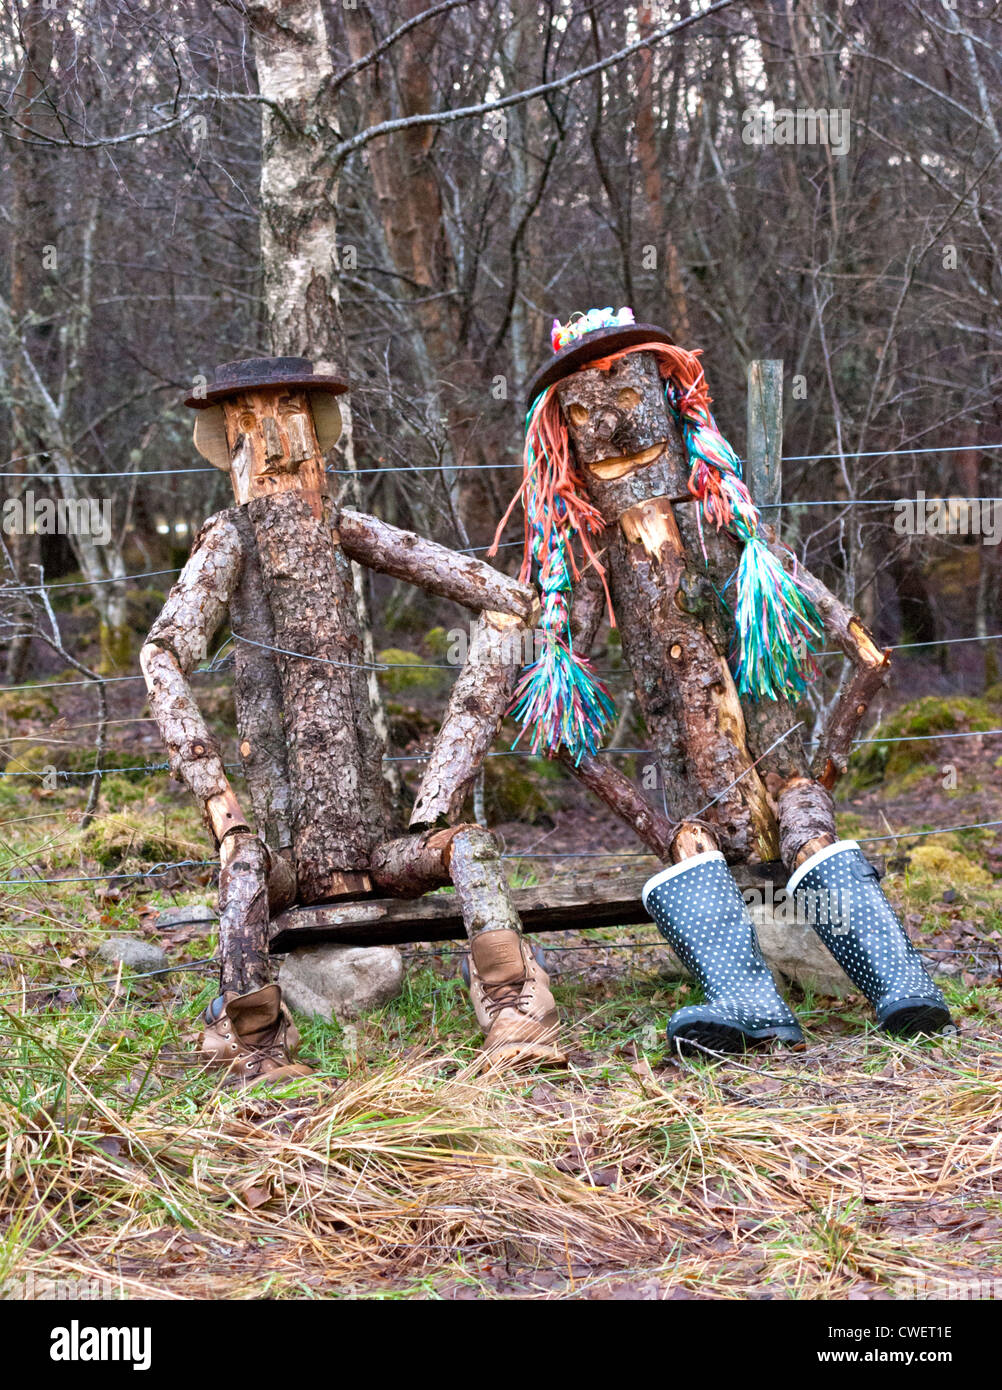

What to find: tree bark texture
left=230, top=508, right=294, bottom=851
left=448, top=827, right=523, bottom=940
left=4, top=0, right=53, bottom=684
left=248, top=0, right=341, bottom=364
left=218, top=833, right=273, bottom=995
left=569, top=556, right=609, bottom=655
left=248, top=4, right=399, bottom=811
left=338, top=508, right=536, bottom=620
left=141, top=510, right=246, bottom=828
left=355, top=823, right=524, bottom=948
left=247, top=488, right=389, bottom=901
left=409, top=609, right=527, bottom=829
left=369, top=827, right=460, bottom=897
left=777, top=778, right=838, bottom=872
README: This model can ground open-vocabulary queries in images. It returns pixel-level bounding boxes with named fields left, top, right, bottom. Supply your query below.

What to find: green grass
left=2, top=770, right=1002, bottom=1300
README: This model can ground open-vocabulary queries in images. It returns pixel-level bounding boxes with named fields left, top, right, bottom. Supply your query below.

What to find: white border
left=642, top=850, right=725, bottom=909
left=786, top=839, right=859, bottom=897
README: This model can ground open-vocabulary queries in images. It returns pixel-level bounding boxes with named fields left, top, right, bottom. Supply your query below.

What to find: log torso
left=247, top=487, right=390, bottom=901
left=557, top=352, right=780, bottom=861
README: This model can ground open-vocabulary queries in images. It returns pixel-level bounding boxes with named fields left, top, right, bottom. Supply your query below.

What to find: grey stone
left=750, top=904, right=854, bottom=997
left=279, top=944, right=404, bottom=1022
left=95, top=937, right=169, bottom=978
left=152, top=905, right=216, bottom=930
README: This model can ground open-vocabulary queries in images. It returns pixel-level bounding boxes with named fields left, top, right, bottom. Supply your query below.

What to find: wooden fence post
left=746, top=359, right=783, bottom=536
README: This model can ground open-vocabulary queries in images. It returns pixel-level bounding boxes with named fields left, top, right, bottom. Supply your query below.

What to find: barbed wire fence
left=1, top=428, right=1001, bottom=986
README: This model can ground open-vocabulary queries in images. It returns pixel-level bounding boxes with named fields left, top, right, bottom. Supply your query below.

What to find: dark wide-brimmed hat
left=185, top=356, right=348, bottom=409
left=526, top=319, right=674, bottom=408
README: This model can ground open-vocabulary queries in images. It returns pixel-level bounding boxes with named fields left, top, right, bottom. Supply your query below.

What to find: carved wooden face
left=555, top=351, right=670, bottom=481
left=193, top=387, right=342, bottom=509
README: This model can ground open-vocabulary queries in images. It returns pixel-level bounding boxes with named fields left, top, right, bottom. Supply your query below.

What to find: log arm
left=141, top=509, right=249, bottom=845
left=338, top=508, right=537, bottom=621
left=767, top=535, right=891, bottom=790
left=141, top=510, right=277, bottom=995
left=558, top=749, right=677, bottom=859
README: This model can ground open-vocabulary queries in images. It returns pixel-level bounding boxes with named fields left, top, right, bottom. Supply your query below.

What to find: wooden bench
left=269, top=859, right=793, bottom=953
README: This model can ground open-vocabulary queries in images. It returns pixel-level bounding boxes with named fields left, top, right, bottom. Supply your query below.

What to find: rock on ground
left=152, top=905, right=216, bottom=930
left=750, top=906, right=854, bottom=997
left=95, top=936, right=169, bottom=978
left=279, top=945, right=404, bottom=1022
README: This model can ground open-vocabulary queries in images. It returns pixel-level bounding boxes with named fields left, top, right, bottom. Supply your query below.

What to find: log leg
left=218, top=834, right=273, bottom=995
left=370, top=825, right=563, bottom=1064
left=370, top=824, right=520, bottom=937
left=409, top=609, right=527, bottom=829
left=369, top=826, right=462, bottom=897
left=669, top=821, right=720, bottom=861
left=776, top=777, right=837, bottom=873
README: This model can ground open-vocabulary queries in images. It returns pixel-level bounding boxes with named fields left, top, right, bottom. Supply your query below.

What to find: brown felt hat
left=185, top=355, right=348, bottom=409
left=525, top=322, right=675, bottom=408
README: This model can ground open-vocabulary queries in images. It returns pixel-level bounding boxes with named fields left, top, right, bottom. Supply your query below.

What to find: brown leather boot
left=199, top=984, right=313, bottom=1087
left=468, top=929, right=567, bottom=1069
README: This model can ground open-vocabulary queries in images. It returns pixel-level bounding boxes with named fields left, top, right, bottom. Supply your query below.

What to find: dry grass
left=2, top=742, right=1002, bottom=1298
left=3, top=989, right=1002, bottom=1298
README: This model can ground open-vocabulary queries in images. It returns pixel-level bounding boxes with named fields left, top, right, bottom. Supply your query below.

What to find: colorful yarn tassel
left=490, top=395, right=617, bottom=763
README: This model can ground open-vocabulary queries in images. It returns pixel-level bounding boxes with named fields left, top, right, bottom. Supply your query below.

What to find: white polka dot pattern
left=643, top=853, right=801, bottom=1045
left=789, top=841, right=949, bottom=1030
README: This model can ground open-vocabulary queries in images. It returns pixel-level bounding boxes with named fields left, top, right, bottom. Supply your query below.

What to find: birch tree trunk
left=248, top=0, right=398, bottom=813
left=3, top=0, right=51, bottom=682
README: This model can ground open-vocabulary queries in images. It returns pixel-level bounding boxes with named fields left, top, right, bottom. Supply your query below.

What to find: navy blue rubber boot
left=787, top=840, right=952, bottom=1037
left=642, top=852, right=804, bottom=1055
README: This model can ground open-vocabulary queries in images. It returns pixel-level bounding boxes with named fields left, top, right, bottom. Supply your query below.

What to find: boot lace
left=240, top=1023, right=290, bottom=1071
left=481, top=976, right=529, bottom=1019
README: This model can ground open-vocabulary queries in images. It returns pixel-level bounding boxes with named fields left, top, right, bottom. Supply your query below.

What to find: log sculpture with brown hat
left=492, top=308, right=952, bottom=1055
left=142, top=354, right=564, bottom=1083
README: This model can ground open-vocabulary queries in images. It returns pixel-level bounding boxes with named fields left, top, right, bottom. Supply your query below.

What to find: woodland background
left=0, top=0, right=1001, bottom=1303
left=1, top=0, right=1000, bottom=695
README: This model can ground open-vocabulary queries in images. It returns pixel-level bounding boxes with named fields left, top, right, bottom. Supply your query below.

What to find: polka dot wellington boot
left=786, top=840, right=952, bottom=1037
left=642, top=851, right=804, bottom=1054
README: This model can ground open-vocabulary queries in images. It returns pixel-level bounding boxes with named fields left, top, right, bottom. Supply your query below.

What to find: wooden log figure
left=142, top=355, right=563, bottom=1082
left=493, top=309, right=952, bottom=1054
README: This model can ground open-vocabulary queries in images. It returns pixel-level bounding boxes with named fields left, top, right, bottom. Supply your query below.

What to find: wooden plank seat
left=269, top=859, right=794, bottom=953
